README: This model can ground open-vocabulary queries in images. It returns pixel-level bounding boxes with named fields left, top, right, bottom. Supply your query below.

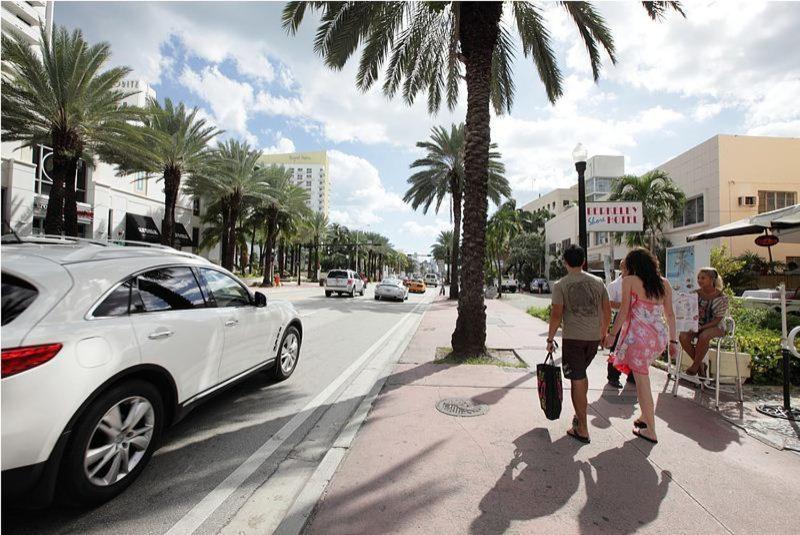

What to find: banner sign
left=585, top=202, right=643, bottom=232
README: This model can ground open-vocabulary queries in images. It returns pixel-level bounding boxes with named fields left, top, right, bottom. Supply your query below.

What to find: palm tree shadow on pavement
left=578, top=441, right=671, bottom=534
left=470, top=428, right=585, bottom=534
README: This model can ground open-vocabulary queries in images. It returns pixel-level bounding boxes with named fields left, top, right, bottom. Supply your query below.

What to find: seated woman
left=678, top=267, right=729, bottom=376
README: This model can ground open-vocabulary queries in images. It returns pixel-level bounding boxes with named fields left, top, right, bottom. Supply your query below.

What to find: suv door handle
left=148, top=330, right=174, bottom=340
left=225, top=319, right=239, bottom=327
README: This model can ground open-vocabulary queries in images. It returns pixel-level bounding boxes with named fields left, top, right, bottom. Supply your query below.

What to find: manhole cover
left=436, top=398, right=488, bottom=417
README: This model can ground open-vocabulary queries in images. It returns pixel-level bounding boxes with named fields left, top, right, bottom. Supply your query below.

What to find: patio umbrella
left=686, top=203, right=800, bottom=420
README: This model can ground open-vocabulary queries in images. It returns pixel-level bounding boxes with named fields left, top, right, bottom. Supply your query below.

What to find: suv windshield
left=328, top=271, right=348, bottom=279
left=1, top=273, right=38, bottom=325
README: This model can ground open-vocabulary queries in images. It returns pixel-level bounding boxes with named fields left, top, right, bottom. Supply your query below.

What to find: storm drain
left=436, top=398, right=488, bottom=417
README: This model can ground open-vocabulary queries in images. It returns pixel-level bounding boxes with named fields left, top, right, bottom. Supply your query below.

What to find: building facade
left=258, top=151, right=330, bottom=217
left=534, top=135, right=800, bottom=278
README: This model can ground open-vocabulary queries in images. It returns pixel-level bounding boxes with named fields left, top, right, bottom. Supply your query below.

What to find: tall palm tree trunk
left=262, top=208, right=278, bottom=286
left=451, top=2, right=502, bottom=357
left=249, top=222, right=257, bottom=274
left=222, top=193, right=241, bottom=270
left=44, top=134, right=80, bottom=235
left=62, top=156, right=80, bottom=237
left=162, top=167, right=181, bottom=247
left=450, top=174, right=462, bottom=300
left=314, top=241, right=321, bottom=281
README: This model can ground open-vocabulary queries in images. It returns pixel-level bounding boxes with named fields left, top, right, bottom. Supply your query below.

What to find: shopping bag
left=537, top=348, right=563, bottom=420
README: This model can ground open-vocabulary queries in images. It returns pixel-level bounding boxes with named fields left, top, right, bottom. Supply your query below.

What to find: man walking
left=546, top=245, right=611, bottom=444
left=606, top=259, right=635, bottom=388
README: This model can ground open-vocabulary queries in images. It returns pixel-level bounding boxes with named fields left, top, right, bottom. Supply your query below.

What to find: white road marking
left=165, top=296, right=432, bottom=535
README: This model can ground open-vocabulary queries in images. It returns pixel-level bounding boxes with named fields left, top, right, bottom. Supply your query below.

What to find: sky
left=55, top=1, right=800, bottom=255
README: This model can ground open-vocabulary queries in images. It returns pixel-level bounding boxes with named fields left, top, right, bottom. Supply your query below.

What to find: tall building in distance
left=259, top=151, right=330, bottom=217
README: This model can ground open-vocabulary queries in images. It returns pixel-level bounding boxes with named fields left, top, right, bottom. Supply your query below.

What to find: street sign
left=755, top=234, right=779, bottom=247
left=585, top=202, right=643, bottom=232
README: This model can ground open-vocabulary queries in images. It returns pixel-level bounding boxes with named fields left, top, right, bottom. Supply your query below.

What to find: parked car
left=408, top=279, right=427, bottom=294
left=1, top=238, right=302, bottom=506
left=741, top=288, right=800, bottom=314
left=374, top=278, right=409, bottom=302
left=499, top=277, right=518, bottom=293
left=324, top=269, right=365, bottom=297
left=531, top=278, right=551, bottom=294
left=424, top=273, right=439, bottom=287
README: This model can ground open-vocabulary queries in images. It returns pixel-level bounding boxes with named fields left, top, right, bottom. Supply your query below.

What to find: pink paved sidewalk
left=307, top=296, right=800, bottom=534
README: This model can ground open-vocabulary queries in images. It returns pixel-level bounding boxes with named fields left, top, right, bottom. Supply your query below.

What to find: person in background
left=606, top=259, right=635, bottom=388
left=605, top=248, right=678, bottom=444
left=678, top=267, right=729, bottom=376
left=547, top=244, right=611, bottom=444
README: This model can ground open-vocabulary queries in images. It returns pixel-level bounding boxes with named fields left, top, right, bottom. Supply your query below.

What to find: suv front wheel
left=60, top=380, right=164, bottom=505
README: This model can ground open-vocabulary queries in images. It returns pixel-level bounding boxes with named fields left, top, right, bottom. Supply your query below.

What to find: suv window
left=1, top=273, right=38, bottom=325
left=327, top=270, right=348, bottom=279
left=135, top=267, right=206, bottom=312
left=94, top=280, right=134, bottom=317
left=201, top=268, right=251, bottom=307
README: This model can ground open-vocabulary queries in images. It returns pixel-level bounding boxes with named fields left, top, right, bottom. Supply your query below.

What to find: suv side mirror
left=254, top=291, right=267, bottom=307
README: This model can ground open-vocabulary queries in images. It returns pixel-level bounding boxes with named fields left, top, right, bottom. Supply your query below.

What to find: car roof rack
left=12, top=235, right=178, bottom=251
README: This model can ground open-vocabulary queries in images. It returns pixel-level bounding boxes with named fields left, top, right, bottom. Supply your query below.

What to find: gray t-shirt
left=552, top=271, right=609, bottom=341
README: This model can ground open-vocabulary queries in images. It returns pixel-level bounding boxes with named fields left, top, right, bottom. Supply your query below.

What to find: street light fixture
left=572, top=142, right=589, bottom=267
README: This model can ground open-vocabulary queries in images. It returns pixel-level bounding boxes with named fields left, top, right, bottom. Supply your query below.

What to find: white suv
left=1, top=238, right=302, bottom=506
left=324, top=269, right=365, bottom=297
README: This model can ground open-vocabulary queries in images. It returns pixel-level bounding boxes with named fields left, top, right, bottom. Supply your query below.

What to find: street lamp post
left=572, top=142, right=589, bottom=267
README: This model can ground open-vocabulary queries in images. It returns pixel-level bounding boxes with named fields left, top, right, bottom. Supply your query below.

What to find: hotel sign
left=585, top=202, right=643, bottom=232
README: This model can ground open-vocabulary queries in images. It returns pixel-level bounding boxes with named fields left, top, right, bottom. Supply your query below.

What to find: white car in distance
left=424, top=273, right=439, bottom=287
left=374, top=278, right=409, bottom=302
left=1, top=238, right=303, bottom=506
left=324, top=269, right=365, bottom=297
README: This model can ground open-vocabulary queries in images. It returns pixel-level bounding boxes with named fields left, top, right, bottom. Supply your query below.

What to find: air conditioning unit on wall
left=739, top=196, right=757, bottom=207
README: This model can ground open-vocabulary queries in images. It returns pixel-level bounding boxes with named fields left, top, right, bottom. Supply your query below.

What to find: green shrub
left=527, top=305, right=551, bottom=322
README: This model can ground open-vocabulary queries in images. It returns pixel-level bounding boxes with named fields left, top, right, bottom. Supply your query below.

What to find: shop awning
left=172, top=222, right=193, bottom=248
left=687, top=204, right=800, bottom=243
left=125, top=213, right=162, bottom=243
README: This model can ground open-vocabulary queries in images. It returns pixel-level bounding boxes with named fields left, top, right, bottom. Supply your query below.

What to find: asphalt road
left=3, top=284, right=434, bottom=535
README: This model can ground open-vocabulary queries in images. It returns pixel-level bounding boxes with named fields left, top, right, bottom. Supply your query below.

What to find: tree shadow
left=470, top=428, right=585, bottom=534
left=578, top=440, right=671, bottom=534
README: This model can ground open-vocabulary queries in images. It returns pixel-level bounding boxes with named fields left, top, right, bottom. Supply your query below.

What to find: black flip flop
left=634, top=419, right=648, bottom=429
left=567, top=428, right=591, bottom=444
left=633, top=429, right=658, bottom=444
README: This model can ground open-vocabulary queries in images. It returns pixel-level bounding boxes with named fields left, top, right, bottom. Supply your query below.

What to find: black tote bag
left=537, top=348, right=563, bottom=420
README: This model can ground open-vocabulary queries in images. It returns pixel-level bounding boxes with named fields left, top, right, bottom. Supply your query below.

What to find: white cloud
left=400, top=220, right=452, bottom=237
left=327, top=150, right=407, bottom=228
left=263, top=137, right=296, bottom=154
left=693, top=102, right=724, bottom=122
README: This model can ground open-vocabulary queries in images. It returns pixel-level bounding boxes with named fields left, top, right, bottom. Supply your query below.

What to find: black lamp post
left=573, top=143, right=589, bottom=266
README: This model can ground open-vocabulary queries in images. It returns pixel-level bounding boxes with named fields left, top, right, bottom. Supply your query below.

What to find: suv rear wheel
left=60, top=380, right=164, bottom=505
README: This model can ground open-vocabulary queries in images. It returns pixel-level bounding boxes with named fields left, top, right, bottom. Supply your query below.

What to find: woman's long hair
left=624, top=248, right=665, bottom=299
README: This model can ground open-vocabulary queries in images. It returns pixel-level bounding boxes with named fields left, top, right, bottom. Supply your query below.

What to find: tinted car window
left=201, top=269, right=251, bottom=307
left=327, top=270, right=348, bottom=279
left=135, top=267, right=205, bottom=312
left=1, top=273, right=38, bottom=326
left=94, top=281, right=133, bottom=317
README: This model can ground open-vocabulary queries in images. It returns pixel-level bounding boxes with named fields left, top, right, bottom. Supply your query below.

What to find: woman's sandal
left=567, top=428, right=591, bottom=444
left=633, top=429, right=658, bottom=444
left=633, top=419, right=648, bottom=429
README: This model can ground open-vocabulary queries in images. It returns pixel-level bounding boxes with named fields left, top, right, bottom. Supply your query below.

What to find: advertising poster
left=666, top=245, right=701, bottom=333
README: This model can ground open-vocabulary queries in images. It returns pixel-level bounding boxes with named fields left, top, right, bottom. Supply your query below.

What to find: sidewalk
left=305, top=296, right=800, bottom=534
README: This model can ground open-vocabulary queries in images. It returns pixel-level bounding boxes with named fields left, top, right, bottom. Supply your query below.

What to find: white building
left=259, top=151, right=330, bottom=217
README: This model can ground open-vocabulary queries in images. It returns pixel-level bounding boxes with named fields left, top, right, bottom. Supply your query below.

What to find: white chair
left=671, top=317, right=743, bottom=409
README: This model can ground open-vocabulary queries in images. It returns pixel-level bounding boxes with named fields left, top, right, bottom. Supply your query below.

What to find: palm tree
left=259, top=166, right=311, bottom=286
left=184, top=140, right=265, bottom=270
left=431, top=230, right=454, bottom=284
left=1, top=26, right=139, bottom=236
left=109, top=97, right=220, bottom=247
left=486, top=202, right=523, bottom=297
left=608, top=170, right=685, bottom=252
left=404, top=123, right=509, bottom=300
left=283, top=1, right=684, bottom=357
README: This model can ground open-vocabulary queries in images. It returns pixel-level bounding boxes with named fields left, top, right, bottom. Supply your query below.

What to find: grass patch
left=434, top=347, right=528, bottom=368
left=527, top=305, right=551, bottom=322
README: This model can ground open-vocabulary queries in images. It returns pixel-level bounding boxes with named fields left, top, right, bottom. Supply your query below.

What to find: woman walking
left=605, top=248, right=679, bottom=444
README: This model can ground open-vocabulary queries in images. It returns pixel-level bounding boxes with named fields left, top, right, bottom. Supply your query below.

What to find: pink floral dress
left=609, top=293, right=668, bottom=375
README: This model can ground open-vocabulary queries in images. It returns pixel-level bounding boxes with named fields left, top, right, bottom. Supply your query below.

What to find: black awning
left=173, top=223, right=193, bottom=247
left=125, top=213, right=162, bottom=243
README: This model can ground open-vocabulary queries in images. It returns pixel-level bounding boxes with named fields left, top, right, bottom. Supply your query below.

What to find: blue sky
left=56, top=1, right=800, bottom=254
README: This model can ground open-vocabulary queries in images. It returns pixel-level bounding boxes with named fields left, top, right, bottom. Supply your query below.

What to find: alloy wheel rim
left=84, top=396, right=155, bottom=487
left=281, top=333, right=298, bottom=373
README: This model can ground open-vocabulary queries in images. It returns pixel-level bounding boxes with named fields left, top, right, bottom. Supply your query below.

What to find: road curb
left=275, top=295, right=433, bottom=535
